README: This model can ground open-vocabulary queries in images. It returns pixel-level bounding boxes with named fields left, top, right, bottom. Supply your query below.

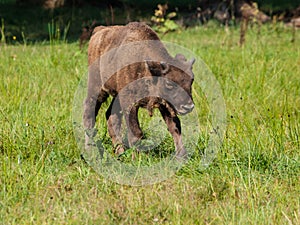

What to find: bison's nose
left=182, top=103, right=194, bottom=112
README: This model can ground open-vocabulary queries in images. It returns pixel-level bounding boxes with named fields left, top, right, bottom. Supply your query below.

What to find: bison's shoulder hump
left=127, top=22, right=160, bottom=40
left=92, top=26, right=107, bottom=35
left=91, top=23, right=159, bottom=42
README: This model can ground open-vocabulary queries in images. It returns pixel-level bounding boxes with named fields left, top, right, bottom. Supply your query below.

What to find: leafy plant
left=151, top=3, right=179, bottom=34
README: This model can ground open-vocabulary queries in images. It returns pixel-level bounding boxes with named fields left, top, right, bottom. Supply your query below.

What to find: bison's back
left=88, top=22, right=160, bottom=66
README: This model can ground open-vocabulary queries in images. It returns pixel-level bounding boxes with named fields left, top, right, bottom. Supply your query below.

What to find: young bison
left=83, top=22, right=195, bottom=159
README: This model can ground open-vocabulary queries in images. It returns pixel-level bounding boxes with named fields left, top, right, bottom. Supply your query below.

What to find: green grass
left=1, top=24, right=299, bottom=224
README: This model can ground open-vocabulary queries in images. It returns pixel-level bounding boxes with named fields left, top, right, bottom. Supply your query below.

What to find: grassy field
left=1, top=23, right=299, bottom=224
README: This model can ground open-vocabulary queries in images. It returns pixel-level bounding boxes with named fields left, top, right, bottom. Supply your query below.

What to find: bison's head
left=145, top=54, right=195, bottom=115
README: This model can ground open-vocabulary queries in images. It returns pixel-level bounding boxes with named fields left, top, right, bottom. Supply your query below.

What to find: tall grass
left=0, top=24, right=299, bottom=224
left=48, top=19, right=70, bottom=45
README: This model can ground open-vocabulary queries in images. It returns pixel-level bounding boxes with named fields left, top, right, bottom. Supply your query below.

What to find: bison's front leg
left=106, top=98, right=125, bottom=155
left=83, top=90, right=108, bottom=150
left=124, top=105, right=143, bottom=148
left=83, top=65, right=109, bottom=150
left=159, top=105, right=187, bottom=160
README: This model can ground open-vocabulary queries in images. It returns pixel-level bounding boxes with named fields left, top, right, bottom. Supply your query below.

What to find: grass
left=0, top=23, right=299, bottom=224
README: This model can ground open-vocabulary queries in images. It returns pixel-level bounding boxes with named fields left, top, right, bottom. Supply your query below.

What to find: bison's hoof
left=85, top=139, right=96, bottom=150
left=175, top=148, right=188, bottom=162
left=131, top=151, right=138, bottom=160
left=85, top=128, right=98, bottom=138
left=115, top=144, right=125, bottom=155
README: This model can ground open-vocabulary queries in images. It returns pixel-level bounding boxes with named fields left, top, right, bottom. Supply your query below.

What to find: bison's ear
left=175, top=54, right=187, bottom=62
left=145, top=60, right=170, bottom=76
left=175, top=54, right=195, bottom=68
left=160, top=62, right=170, bottom=74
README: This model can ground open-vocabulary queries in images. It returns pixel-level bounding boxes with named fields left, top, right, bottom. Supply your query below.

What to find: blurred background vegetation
left=0, top=0, right=299, bottom=43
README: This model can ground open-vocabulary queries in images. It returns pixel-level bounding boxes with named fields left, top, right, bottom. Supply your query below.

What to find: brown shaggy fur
left=83, top=22, right=195, bottom=158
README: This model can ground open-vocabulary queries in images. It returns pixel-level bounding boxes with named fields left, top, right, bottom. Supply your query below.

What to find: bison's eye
left=165, top=80, right=175, bottom=90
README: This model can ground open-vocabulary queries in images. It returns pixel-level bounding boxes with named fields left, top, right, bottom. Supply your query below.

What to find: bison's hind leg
left=107, top=100, right=144, bottom=156
left=124, top=105, right=144, bottom=148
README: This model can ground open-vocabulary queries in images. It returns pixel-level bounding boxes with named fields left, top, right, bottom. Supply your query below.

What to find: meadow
left=0, top=23, right=299, bottom=224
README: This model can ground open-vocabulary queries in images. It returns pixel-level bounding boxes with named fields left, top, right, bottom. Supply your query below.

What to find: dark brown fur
left=83, top=22, right=195, bottom=158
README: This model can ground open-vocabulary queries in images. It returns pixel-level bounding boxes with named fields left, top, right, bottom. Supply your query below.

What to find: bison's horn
left=189, top=58, right=196, bottom=66
left=161, top=62, right=169, bottom=74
